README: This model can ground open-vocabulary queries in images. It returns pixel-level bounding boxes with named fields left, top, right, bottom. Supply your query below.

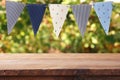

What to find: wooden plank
left=0, top=69, right=119, bottom=76
left=0, top=54, right=120, bottom=70
left=0, top=54, right=120, bottom=77
left=2, top=76, right=120, bottom=80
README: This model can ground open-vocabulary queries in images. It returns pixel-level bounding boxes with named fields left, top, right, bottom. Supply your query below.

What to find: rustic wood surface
left=0, top=54, right=120, bottom=70
left=0, top=54, right=120, bottom=80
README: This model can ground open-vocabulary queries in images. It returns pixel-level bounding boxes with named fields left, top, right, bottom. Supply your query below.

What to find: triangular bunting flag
left=72, top=4, right=91, bottom=37
left=93, top=2, right=113, bottom=34
left=6, top=1, right=25, bottom=34
left=49, top=4, right=70, bottom=37
left=27, top=4, right=46, bottom=35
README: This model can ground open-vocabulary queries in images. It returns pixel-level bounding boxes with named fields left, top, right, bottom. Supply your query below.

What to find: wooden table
left=0, top=54, right=120, bottom=80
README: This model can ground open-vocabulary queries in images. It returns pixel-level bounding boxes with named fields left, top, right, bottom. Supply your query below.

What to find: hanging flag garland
left=72, top=4, right=91, bottom=37
left=5, top=1, right=114, bottom=38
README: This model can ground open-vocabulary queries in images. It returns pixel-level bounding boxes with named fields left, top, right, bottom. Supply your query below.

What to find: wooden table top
left=0, top=54, right=120, bottom=70
left=0, top=54, right=120, bottom=76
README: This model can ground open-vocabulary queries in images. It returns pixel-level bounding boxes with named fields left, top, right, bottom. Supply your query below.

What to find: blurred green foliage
left=0, top=0, right=120, bottom=53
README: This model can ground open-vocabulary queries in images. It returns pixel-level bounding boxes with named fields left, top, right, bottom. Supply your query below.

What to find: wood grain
left=2, top=76, right=120, bottom=80
left=0, top=54, right=120, bottom=80
left=0, top=54, right=120, bottom=70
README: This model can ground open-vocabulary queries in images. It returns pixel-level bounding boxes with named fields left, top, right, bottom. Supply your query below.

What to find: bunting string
left=5, top=0, right=113, bottom=37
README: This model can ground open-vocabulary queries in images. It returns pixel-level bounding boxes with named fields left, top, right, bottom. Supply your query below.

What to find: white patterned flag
left=72, top=4, right=91, bottom=37
left=6, top=1, right=25, bottom=34
left=49, top=4, right=70, bottom=37
left=93, top=2, right=113, bottom=34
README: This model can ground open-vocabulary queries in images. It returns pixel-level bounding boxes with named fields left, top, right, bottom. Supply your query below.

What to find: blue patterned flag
left=72, top=4, right=91, bottom=37
left=6, top=1, right=25, bottom=34
left=27, top=4, right=46, bottom=35
left=93, top=2, right=113, bottom=34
